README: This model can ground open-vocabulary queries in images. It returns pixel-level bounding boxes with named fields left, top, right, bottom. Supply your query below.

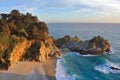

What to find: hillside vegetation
left=0, top=9, right=60, bottom=70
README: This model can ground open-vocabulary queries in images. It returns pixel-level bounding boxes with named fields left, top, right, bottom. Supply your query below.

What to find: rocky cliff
left=9, top=38, right=33, bottom=65
left=9, top=36, right=60, bottom=63
left=0, top=9, right=61, bottom=70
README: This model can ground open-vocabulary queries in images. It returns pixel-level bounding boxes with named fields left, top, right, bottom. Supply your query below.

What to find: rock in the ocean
left=55, top=35, right=111, bottom=55
left=54, top=35, right=80, bottom=47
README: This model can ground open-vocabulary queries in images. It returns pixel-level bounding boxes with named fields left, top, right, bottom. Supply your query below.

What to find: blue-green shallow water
left=47, top=23, right=120, bottom=80
left=60, top=52, right=120, bottom=80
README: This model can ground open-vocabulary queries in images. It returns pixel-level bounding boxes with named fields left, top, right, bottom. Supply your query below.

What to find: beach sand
left=42, top=58, right=56, bottom=80
left=0, top=58, right=57, bottom=80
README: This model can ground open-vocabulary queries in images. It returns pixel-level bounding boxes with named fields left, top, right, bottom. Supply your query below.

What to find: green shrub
left=22, top=42, right=41, bottom=61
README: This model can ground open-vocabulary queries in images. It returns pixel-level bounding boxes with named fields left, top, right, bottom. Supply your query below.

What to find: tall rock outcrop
left=39, top=38, right=61, bottom=62
left=0, top=9, right=61, bottom=70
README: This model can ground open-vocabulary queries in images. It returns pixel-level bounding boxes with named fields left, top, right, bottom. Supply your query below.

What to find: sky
left=0, top=0, right=120, bottom=23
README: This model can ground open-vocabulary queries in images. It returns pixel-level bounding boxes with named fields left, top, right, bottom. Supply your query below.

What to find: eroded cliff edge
left=0, top=10, right=60, bottom=70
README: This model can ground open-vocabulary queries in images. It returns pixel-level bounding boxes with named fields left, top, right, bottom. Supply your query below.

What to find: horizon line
left=46, top=22, right=120, bottom=24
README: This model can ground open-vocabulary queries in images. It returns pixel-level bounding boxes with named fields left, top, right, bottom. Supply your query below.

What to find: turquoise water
left=47, top=23, right=120, bottom=80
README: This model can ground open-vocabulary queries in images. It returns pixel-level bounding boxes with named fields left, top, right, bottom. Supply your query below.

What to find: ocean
left=47, top=23, right=120, bottom=80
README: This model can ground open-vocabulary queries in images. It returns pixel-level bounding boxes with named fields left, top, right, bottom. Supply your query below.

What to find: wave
left=95, top=60, right=120, bottom=74
left=68, top=52, right=97, bottom=57
left=55, top=58, right=75, bottom=80
left=111, top=47, right=120, bottom=54
left=106, top=60, right=120, bottom=69
left=56, top=51, right=120, bottom=80
left=79, top=54, right=97, bottom=57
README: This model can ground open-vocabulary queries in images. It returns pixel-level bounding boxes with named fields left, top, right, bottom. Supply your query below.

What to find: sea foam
left=111, top=47, right=120, bottom=54
left=69, top=52, right=97, bottom=57
left=95, top=60, right=120, bottom=74
left=55, top=56, right=75, bottom=80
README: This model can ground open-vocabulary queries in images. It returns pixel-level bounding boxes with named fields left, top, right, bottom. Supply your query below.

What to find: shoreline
left=42, top=58, right=57, bottom=80
left=0, top=49, right=70, bottom=80
left=0, top=59, right=57, bottom=80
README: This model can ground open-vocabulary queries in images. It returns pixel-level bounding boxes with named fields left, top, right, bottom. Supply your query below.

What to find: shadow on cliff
left=0, top=71, right=56, bottom=80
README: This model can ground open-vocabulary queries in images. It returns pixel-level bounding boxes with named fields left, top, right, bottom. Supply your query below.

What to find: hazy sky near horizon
left=0, top=0, right=120, bottom=23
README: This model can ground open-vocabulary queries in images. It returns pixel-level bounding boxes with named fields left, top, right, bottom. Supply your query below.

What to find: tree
left=32, top=16, right=38, bottom=23
left=38, top=22, right=48, bottom=33
left=10, top=9, right=20, bottom=18
left=1, top=24, right=11, bottom=36
left=0, top=13, right=8, bottom=20
left=24, top=13, right=32, bottom=24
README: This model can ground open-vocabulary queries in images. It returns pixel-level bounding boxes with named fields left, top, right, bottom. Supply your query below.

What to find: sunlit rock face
left=0, top=9, right=61, bottom=70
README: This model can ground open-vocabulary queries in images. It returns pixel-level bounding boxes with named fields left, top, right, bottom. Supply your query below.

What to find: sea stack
left=55, top=35, right=111, bottom=55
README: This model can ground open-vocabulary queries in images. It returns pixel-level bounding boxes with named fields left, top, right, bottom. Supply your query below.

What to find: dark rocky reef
left=55, top=35, right=111, bottom=55
left=110, top=67, right=120, bottom=71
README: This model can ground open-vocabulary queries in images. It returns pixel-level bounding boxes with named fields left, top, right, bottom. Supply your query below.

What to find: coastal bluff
left=0, top=9, right=61, bottom=70
left=55, top=35, right=111, bottom=55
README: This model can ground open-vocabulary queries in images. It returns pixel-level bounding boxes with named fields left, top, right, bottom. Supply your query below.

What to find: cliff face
left=9, top=39, right=33, bottom=65
left=8, top=32, right=60, bottom=69
left=0, top=9, right=61, bottom=70
left=9, top=36, right=60, bottom=66
left=39, top=37, right=60, bottom=62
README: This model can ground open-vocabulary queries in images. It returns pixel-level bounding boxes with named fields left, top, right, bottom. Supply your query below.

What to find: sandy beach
left=0, top=58, right=56, bottom=80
